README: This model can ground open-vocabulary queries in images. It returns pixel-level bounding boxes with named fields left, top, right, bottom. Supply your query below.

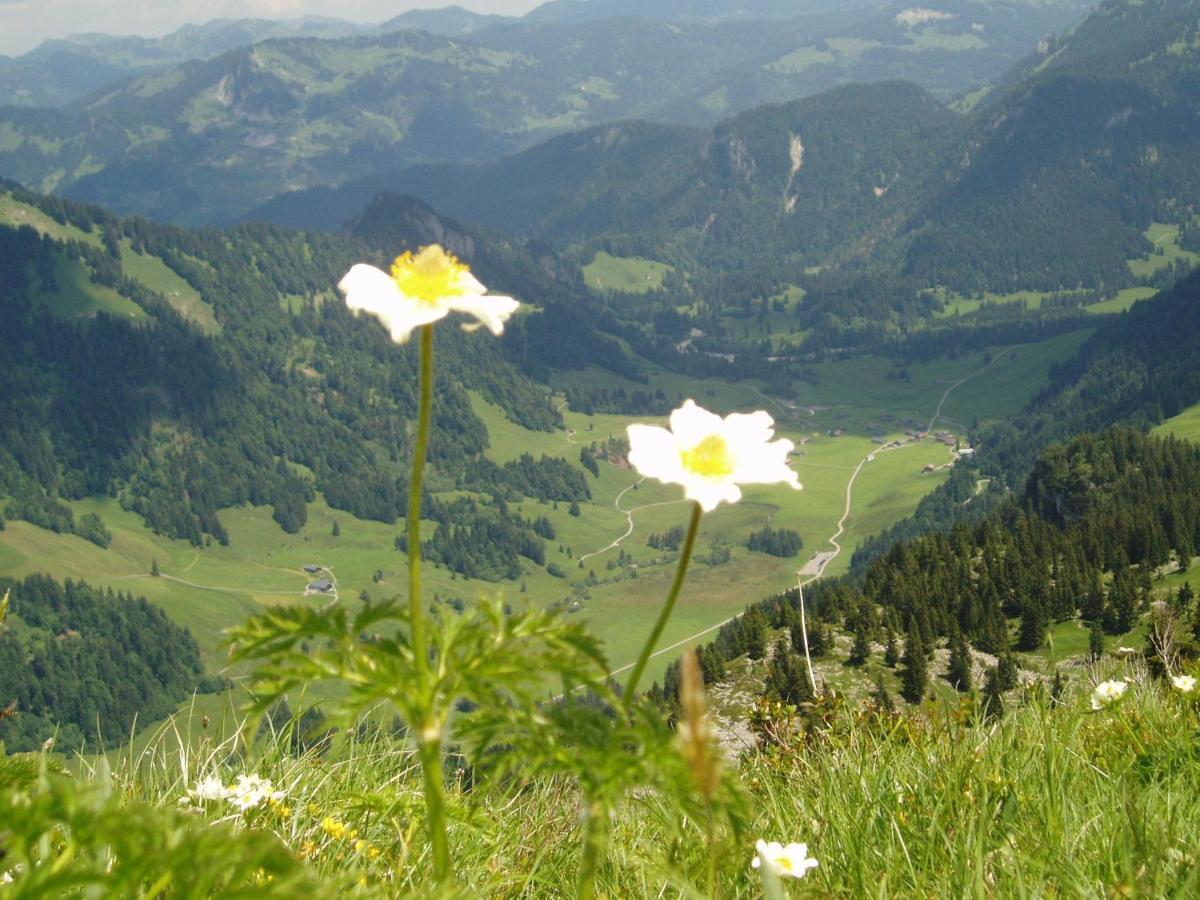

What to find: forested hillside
left=853, top=267, right=1200, bottom=568
left=662, top=427, right=1200, bottom=709
left=0, top=186, right=606, bottom=550
left=255, top=81, right=966, bottom=272
left=0, top=575, right=205, bottom=751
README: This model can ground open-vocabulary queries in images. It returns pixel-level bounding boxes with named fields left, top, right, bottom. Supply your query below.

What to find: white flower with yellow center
left=338, top=244, right=519, bottom=344
left=627, top=400, right=800, bottom=511
left=751, top=839, right=819, bottom=879
left=1090, top=679, right=1129, bottom=710
left=1172, top=674, right=1196, bottom=693
left=228, top=774, right=284, bottom=811
left=189, top=774, right=233, bottom=802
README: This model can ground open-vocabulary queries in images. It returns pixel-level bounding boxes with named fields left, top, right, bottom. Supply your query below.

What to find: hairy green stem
left=623, top=501, right=703, bottom=707
left=408, top=325, right=451, bottom=882
left=418, top=732, right=451, bottom=883
left=408, top=324, right=434, bottom=673
left=576, top=798, right=610, bottom=900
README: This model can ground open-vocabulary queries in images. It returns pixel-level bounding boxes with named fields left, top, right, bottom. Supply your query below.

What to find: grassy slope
left=1154, top=403, right=1200, bottom=444
left=0, top=193, right=220, bottom=330
left=80, top=664, right=1200, bottom=898
left=581, top=252, right=673, bottom=294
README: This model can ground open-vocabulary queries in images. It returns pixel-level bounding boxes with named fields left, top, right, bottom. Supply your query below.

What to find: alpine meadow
left=4, top=0, right=1200, bottom=897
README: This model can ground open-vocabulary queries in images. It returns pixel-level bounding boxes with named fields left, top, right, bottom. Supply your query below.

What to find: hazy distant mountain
left=0, top=1, right=1095, bottom=225
left=0, top=18, right=363, bottom=107
left=253, top=0, right=1200, bottom=294
left=372, top=6, right=517, bottom=37
left=523, top=0, right=879, bottom=24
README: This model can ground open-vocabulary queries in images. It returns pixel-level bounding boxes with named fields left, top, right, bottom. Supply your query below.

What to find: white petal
left=685, top=479, right=741, bottom=512
left=456, top=270, right=488, bottom=295
left=670, top=400, right=726, bottom=448
left=447, top=293, right=520, bottom=336
left=731, top=439, right=801, bottom=489
left=627, top=424, right=686, bottom=485
left=339, top=264, right=448, bottom=343
left=723, top=410, right=775, bottom=445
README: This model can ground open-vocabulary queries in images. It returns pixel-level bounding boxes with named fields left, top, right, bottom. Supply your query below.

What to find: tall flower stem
left=408, top=324, right=434, bottom=671
left=623, top=501, right=703, bottom=707
left=576, top=798, right=610, bottom=900
left=407, top=324, right=451, bottom=882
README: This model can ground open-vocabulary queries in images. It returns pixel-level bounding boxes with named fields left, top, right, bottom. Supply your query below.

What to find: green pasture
left=582, top=252, right=673, bottom=294
left=1154, top=403, right=1200, bottom=443
left=0, top=192, right=101, bottom=246
left=933, top=287, right=1060, bottom=318
left=1086, top=286, right=1157, bottom=315
left=34, top=252, right=148, bottom=322
left=118, top=239, right=220, bottom=332
left=2, top=330, right=1080, bottom=729
left=1128, top=222, right=1199, bottom=279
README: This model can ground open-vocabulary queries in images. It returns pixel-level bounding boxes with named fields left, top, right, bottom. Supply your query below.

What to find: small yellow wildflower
left=322, top=817, right=350, bottom=840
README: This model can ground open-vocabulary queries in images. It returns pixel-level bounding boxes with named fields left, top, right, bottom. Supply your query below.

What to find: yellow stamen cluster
left=680, top=435, right=735, bottom=478
left=390, top=245, right=470, bottom=305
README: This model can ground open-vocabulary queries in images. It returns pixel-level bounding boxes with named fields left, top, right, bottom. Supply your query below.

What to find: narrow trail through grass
left=578, top=478, right=688, bottom=562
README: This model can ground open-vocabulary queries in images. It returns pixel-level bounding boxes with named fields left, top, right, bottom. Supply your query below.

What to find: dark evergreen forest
left=0, top=575, right=206, bottom=752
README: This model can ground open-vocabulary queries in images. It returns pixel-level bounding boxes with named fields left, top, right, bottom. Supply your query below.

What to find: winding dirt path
left=924, top=347, right=1018, bottom=435
left=578, top=478, right=688, bottom=563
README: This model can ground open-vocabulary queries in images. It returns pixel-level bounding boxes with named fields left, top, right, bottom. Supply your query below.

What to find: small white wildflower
left=228, top=774, right=284, bottom=811
left=627, top=400, right=801, bottom=511
left=1, top=869, right=13, bottom=884
left=1172, top=674, right=1196, bottom=693
left=339, top=244, right=519, bottom=344
left=1090, top=679, right=1129, bottom=710
left=189, top=774, right=232, bottom=802
left=751, top=839, right=819, bottom=879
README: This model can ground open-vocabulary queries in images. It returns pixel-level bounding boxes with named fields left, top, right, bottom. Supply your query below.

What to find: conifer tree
left=745, top=610, right=768, bottom=661
left=808, top=624, right=829, bottom=658
left=150, top=558, right=159, bottom=577
left=848, top=624, right=871, bottom=667
left=767, top=641, right=813, bottom=706
left=1088, top=620, right=1105, bottom=662
left=900, top=618, right=928, bottom=704
left=1050, top=668, right=1067, bottom=707
left=946, top=630, right=973, bottom=692
left=996, top=653, right=1020, bottom=692
left=981, top=666, right=1005, bottom=720
left=873, top=673, right=895, bottom=714
left=883, top=627, right=899, bottom=667
left=1017, top=600, right=1047, bottom=651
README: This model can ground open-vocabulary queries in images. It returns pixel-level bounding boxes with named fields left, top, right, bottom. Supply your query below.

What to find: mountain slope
left=902, top=0, right=1200, bottom=291
left=0, top=185, right=585, bottom=548
left=0, top=17, right=364, bottom=108
left=254, top=81, right=967, bottom=272
left=0, top=1, right=1094, bottom=224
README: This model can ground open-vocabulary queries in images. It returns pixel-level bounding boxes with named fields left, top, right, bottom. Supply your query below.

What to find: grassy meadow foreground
left=6, top=662, right=1200, bottom=897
